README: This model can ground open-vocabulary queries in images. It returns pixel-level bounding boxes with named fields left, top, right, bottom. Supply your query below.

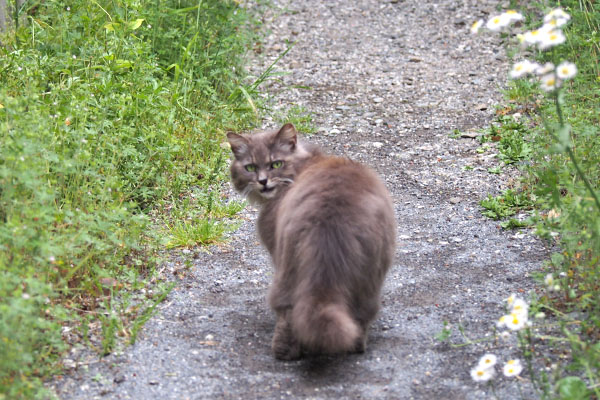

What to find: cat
left=227, top=123, right=396, bottom=360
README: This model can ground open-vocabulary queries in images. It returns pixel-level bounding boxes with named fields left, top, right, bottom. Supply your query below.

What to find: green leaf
left=127, top=18, right=145, bottom=31
left=551, top=252, right=565, bottom=266
left=557, top=124, right=571, bottom=148
left=556, top=376, right=589, bottom=400
left=103, top=22, right=120, bottom=32
left=114, top=59, right=134, bottom=70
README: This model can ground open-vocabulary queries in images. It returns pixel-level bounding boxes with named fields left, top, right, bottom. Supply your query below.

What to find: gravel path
left=52, top=1, right=550, bottom=399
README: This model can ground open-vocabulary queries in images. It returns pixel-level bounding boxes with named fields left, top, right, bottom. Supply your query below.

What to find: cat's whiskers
left=241, top=185, right=254, bottom=198
left=277, top=178, right=294, bottom=186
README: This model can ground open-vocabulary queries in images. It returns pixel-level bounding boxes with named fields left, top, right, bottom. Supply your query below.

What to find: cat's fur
left=227, top=123, right=396, bottom=360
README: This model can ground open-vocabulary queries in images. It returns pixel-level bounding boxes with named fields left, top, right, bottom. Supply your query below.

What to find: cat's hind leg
left=272, top=310, right=301, bottom=360
left=354, top=332, right=367, bottom=353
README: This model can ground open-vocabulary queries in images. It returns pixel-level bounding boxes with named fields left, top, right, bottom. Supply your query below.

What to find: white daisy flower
left=486, top=14, right=511, bottom=31
left=545, top=17, right=569, bottom=29
left=503, top=359, right=523, bottom=377
left=536, top=62, right=555, bottom=75
left=471, top=19, right=484, bottom=34
left=505, top=312, right=528, bottom=331
left=478, top=353, right=498, bottom=369
left=540, top=73, right=562, bottom=92
left=500, top=330, right=511, bottom=340
left=544, top=8, right=571, bottom=24
left=523, top=29, right=545, bottom=45
left=505, top=293, right=517, bottom=306
left=471, top=364, right=496, bottom=382
left=511, top=298, right=529, bottom=316
left=497, top=314, right=508, bottom=328
left=510, top=60, right=539, bottom=79
left=539, top=29, right=566, bottom=50
left=556, top=61, right=577, bottom=80
left=504, top=10, right=524, bottom=23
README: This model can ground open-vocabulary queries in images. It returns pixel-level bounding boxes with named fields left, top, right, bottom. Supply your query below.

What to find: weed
left=129, top=282, right=174, bottom=344
left=449, top=128, right=462, bottom=139
left=471, top=3, right=600, bottom=397
left=488, top=166, right=503, bottom=174
left=0, top=0, right=265, bottom=396
left=165, top=219, right=237, bottom=249
left=481, top=115, right=533, bottom=165
left=277, top=105, right=316, bottom=135
left=480, top=189, right=534, bottom=220
left=500, top=218, right=532, bottom=229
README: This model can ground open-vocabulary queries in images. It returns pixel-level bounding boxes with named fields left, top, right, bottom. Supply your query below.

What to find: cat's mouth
left=261, top=186, right=275, bottom=193
left=259, top=185, right=277, bottom=198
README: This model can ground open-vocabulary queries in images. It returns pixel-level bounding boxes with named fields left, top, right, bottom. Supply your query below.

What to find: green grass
left=521, top=0, right=600, bottom=339
left=473, top=1, right=600, bottom=397
left=276, top=105, right=317, bottom=135
left=165, top=219, right=237, bottom=249
left=0, top=0, right=267, bottom=397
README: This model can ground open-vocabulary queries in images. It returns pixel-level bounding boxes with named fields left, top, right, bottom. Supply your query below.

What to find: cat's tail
left=291, top=297, right=361, bottom=354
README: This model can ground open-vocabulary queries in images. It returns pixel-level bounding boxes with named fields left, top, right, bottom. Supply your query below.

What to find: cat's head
left=226, top=124, right=312, bottom=204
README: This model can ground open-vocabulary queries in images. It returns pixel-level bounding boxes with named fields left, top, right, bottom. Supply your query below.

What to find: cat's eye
left=271, top=160, right=283, bottom=169
left=245, top=164, right=257, bottom=172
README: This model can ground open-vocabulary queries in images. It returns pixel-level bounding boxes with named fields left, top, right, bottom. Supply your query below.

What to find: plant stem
left=554, top=91, right=564, bottom=126
left=553, top=93, right=600, bottom=212
left=564, top=146, right=600, bottom=212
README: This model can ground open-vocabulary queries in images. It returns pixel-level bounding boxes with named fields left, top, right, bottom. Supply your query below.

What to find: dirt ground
left=51, top=1, right=551, bottom=398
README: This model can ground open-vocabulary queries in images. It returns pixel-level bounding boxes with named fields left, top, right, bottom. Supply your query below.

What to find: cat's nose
left=258, top=178, right=268, bottom=186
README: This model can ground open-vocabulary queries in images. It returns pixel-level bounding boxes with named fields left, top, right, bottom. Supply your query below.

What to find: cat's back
left=287, top=155, right=392, bottom=210
left=276, top=155, right=395, bottom=240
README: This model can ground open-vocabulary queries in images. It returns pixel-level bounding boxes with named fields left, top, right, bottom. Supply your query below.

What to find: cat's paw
left=273, top=343, right=301, bottom=361
left=353, top=336, right=367, bottom=353
left=272, top=333, right=301, bottom=360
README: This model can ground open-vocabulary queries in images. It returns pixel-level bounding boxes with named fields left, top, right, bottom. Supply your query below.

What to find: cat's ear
left=274, top=123, right=297, bottom=152
left=226, top=132, right=249, bottom=158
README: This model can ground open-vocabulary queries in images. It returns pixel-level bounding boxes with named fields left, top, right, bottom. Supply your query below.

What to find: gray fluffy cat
left=227, top=123, right=396, bottom=360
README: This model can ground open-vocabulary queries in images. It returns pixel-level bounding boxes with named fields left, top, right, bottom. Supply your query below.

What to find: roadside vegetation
left=0, top=0, right=271, bottom=398
left=442, top=1, right=599, bottom=398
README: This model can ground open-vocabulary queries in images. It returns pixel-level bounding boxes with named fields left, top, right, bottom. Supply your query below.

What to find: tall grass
left=0, top=0, right=263, bottom=397
left=515, top=0, right=600, bottom=330
left=527, top=3, right=600, bottom=395
left=473, top=1, right=600, bottom=397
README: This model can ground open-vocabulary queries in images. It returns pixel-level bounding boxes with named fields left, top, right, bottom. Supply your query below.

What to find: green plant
left=472, top=3, right=600, bottom=397
left=1, top=0, right=266, bottom=396
left=452, top=294, right=599, bottom=399
left=277, top=105, right=316, bottom=135
left=480, top=189, right=534, bottom=220
left=165, top=219, right=237, bottom=249
left=481, top=115, right=533, bottom=165
left=449, top=128, right=462, bottom=139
